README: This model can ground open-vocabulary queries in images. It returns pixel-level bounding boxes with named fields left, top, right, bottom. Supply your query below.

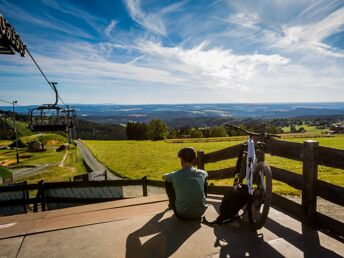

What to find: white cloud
left=135, top=40, right=289, bottom=89
left=125, top=0, right=186, bottom=36
left=276, top=8, right=344, bottom=58
left=125, top=0, right=166, bottom=35
left=105, top=19, right=117, bottom=37
left=227, top=12, right=260, bottom=28
left=0, top=0, right=94, bottom=39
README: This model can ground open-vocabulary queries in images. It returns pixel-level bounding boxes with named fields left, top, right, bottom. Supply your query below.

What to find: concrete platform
left=0, top=195, right=343, bottom=258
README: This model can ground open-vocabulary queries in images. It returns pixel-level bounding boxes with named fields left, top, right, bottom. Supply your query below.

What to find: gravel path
left=77, top=140, right=122, bottom=180
left=12, top=164, right=54, bottom=181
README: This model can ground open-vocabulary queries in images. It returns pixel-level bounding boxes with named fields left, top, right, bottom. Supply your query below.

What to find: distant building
left=28, top=141, right=41, bottom=150
left=328, top=124, right=344, bottom=134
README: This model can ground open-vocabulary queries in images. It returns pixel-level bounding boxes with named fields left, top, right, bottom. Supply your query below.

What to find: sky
left=0, top=0, right=344, bottom=105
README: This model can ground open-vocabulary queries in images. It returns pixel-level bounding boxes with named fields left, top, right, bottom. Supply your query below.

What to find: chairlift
left=28, top=82, right=76, bottom=132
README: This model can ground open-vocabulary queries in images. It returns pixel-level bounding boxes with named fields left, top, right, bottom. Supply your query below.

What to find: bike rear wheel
left=248, top=162, right=272, bottom=230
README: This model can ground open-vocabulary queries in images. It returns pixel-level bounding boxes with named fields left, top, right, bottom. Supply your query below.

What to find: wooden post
left=302, top=140, right=319, bottom=226
left=197, top=150, right=205, bottom=170
left=142, top=176, right=148, bottom=196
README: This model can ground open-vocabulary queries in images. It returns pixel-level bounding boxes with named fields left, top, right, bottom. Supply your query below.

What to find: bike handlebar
left=224, top=123, right=281, bottom=138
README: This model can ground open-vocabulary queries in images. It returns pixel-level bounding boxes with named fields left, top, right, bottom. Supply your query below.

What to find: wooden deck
left=0, top=194, right=343, bottom=258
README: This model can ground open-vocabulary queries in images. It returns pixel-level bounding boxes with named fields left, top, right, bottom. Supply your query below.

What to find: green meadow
left=0, top=135, right=86, bottom=184
left=85, top=134, right=344, bottom=195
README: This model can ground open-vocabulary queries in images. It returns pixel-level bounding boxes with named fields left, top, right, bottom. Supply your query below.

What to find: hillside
left=84, top=134, right=344, bottom=195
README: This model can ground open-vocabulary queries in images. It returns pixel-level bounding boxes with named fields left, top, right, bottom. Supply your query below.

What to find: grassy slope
left=0, top=133, right=86, bottom=184
left=85, top=134, right=344, bottom=195
left=16, top=145, right=86, bottom=184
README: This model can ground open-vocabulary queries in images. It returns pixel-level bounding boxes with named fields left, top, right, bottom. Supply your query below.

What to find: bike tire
left=248, top=162, right=272, bottom=230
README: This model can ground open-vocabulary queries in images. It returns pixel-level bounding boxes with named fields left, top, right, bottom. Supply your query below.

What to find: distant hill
left=1, top=103, right=344, bottom=131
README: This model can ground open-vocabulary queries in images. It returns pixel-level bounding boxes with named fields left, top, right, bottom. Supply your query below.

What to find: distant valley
left=2, top=102, right=344, bottom=128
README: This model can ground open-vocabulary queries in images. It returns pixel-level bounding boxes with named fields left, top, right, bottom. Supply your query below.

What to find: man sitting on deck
left=162, top=147, right=208, bottom=219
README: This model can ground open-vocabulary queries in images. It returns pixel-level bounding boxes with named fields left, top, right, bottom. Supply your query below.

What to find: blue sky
left=0, top=0, right=344, bottom=105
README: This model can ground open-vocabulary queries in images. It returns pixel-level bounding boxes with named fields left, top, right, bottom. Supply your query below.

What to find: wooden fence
left=0, top=178, right=149, bottom=214
left=196, top=138, right=344, bottom=237
left=1, top=139, right=343, bottom=237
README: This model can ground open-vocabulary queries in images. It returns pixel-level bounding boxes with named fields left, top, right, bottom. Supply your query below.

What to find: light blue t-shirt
left=164, top=166, right=208, bottom=219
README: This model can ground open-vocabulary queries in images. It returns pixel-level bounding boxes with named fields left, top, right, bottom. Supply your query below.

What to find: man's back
left=165, top=166, right=207, bottom=219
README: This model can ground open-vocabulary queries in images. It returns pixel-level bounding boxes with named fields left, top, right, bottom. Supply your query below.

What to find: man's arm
left=204, top=178, right=208, bottom=198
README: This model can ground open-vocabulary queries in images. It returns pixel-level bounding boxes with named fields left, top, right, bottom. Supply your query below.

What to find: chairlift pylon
left=28, top=82, right=76, bottom=132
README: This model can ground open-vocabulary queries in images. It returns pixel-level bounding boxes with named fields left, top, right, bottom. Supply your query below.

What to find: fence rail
left=1, top=138, right=343, bottom=237
left=197, top=138, right=344, bottom=238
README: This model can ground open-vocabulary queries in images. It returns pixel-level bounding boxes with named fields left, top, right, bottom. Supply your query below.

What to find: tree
left=146, top=119, right=168, bottom=141
left=209, top=126, right=227, bottom=137
left=126, top=121, right=147, bottom=140
left=191, top=130, right=203, bottom=138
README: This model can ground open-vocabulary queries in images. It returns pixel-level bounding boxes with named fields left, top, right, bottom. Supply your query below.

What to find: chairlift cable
left=0, top=98, right=30, bottom=111
left=25, top=48, right=67, bottom=107
left=0, top=98, right=12, bottom=105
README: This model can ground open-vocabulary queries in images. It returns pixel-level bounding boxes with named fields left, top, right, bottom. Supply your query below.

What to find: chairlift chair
left=28, top=82, right=76, bottom=132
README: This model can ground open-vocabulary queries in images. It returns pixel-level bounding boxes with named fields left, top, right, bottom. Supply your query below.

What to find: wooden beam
left=207, top=167, right=236, bottom=179
left=207, top=185, right=232, bottom=195
left=44, top=180, right=142, bottom=189
left=44, top=197, right=123, bottom=203
left=146, top=180, right=165, bottom=188
left=302, top=140, right=319, bottom=226
left=272, top=193, right=303, bottom=220
left=270, top=166, right=303, bottom=190
left=266, top=138, right=303, bottom=161
left=318, top=146, right=344, bottom=170
left=317, top=180, right=344, bottom=206
left=197, top=150, right=205, bottom=170
left=316, top=212, right=344, bottom=239
left=204, top=143, right=243, bottom=163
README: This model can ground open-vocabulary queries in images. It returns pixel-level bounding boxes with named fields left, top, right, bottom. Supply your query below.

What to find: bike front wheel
left=248, top=162, right=272, bottom=230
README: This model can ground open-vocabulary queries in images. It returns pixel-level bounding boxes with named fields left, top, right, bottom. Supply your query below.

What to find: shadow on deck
left=0, top=195, right=343, bottom=258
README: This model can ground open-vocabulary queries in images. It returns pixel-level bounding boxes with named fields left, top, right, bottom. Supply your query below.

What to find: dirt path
left=58, top=149, right=68, bottom=167
left=11, top=164, right=54, bottom=181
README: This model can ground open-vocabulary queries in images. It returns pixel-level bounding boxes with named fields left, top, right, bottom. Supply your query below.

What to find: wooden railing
left=0, top=182, right=38, bottom=215
left=196, top=138, right=344, bottom=237
left=1, top=141, right=343, bottom=237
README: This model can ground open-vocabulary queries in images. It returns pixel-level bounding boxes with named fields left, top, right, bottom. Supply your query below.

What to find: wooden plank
left=271, top=193, right=303, bottom=220
left=318, top=146, right=344, bottom=170
left=142, top=177, right=147, bottom=196
left=316, top=212, right=344, bottom=238
left=317, top=180, right=344, bottom=206
left=146, top=180, right=165, bottom=188
left=204, top=144, right=243, bottom=163
left=197, top=150, right=205, bottom=170
left=44, top=197, right=123, bottom=203
left=207, top=185, right=232, bottom=195
left=207, top=167, right=236, bottom=179
left=270, top=166, right=303, bottom=190
left=302, top=140, right=319, bottom=226
left=0, top=198, right=37, bottom=206
left=0, top=184, right=38, bottom=192
left=266, top=138, right=303, bottom=161
left=44, top=180, right=142, bottom=189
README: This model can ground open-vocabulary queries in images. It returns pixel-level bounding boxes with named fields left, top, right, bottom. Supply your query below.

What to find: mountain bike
left=225, top=124, right=280, bottom=230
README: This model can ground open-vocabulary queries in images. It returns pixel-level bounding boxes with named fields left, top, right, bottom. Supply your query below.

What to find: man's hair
left=178, top=147, right=196, bottom=163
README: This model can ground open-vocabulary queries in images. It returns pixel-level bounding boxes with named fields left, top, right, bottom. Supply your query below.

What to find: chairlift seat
left=28, top=105, right=76, bottom=132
